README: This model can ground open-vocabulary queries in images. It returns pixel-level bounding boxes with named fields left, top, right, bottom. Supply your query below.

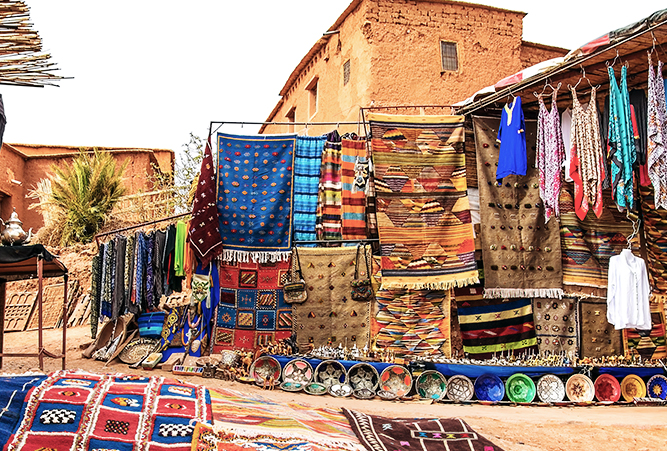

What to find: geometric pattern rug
left=6, top=370, right=211, bottom=451
left=532, top=298, right=579, bottom=357
left=210, top=388, right=364, bottom=451
left=373, top=289, right=451, bottom=357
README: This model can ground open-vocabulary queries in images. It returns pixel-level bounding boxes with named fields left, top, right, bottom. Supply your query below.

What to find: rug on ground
left=0, top=375, right=46, bottom=446
left=342, top=408, right=505, bottom=451
left=368, top=113, right=478, bottom=290
left=206, top=387, right=364, bottom=451
left=5, top=370, right=211, bottom=451
left=214, top=259, right=292, bottom=351
left=473, top=116, right=563, bottom=299
left=216, top=132, right=296, bottom=263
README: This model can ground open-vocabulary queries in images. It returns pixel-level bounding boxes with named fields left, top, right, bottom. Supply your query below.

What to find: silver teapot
left=0, top=208, right=32, bottom=246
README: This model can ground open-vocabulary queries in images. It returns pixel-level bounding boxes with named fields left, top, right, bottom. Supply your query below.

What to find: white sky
left=1, top=0, right=665, bottom=155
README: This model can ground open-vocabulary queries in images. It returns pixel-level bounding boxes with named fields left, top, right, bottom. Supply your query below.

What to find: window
left=343, top=59, right=351, bottom=86
left=286, top=107, right=296, bottom=133
left=440, top=41, right=458, bottom=72
left=306, top=77, right=318, bottom=118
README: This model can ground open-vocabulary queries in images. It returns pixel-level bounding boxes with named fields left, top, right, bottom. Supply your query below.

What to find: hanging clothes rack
left=209, top=120, right=362, bottom=137
left=94, top=211, right=192, bottom=248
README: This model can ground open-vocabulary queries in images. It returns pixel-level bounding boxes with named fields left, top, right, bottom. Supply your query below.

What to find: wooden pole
left=62, top=273, right=68, bottom=370
left=37, top=257, right=43, bottom=370
left=0, top=277, right=5, bottom=370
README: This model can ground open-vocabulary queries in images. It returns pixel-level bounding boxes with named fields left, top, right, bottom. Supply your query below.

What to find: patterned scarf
left=647, top=56, right=667, bottom=209
left=316, top=130, right=343, bottom=241
left=608, top=65, right=635, bottom=210
left=293, top=135, right=326, bottom=244
left=369, top=113, right=478, bottom=290
left=341, top=138, right=368, bottom=241
left=217, top=133, right=296, bottom=263
left=189, top=138, right=224, bottom=265
left=90, top=247, right=103, bottom=339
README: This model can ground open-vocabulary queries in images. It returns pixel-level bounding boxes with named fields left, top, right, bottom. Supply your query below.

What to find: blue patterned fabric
left=217, top=133, right=296, bottom=262
left=293, top=136, right=325, bottom=245
left=0, top=375, right=46, bottom=445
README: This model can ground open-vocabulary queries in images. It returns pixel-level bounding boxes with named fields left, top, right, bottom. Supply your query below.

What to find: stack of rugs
left=0, top=372, right=505, bottom=451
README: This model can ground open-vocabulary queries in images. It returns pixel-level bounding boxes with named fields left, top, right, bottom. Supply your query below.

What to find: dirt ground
left=1, top=325, right=666, bottom=451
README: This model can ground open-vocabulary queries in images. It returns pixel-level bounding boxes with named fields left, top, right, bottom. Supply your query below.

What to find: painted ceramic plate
left=446, top=375, right=474, bottom=401
left=283, top=358, right=314, bottom=385
left=353, top=388, right=376, bottom=399
left=506, top=373, right=536, bottom=403
left=249, top=356, right=282, bottom=384
left=594, top=374, right=621, bottom=402
left=118, top=338, right=159, bottom=365
left=565, top=374, right=595, bottom=402
left=348, top=363, right=380, bottom=392
left=304, top=382, right=327, bottom=395
left=379, top=365, right=413, bottom=398
left=536, top=374, right=565, bottom=403
left=280, top=381, right=304, bottom=392
left=328, top=383, right=353, bottom=398
left=646, top=374, right=667, bottom=400
left=474, top=373, right=505, bottom=402
left=416, top=370, right=447, bottom=401
left=377, top=390, right=398, bottom=400
left=621, top=374, right=647, bottom=401
left=314, top=360, right=347, bottom=387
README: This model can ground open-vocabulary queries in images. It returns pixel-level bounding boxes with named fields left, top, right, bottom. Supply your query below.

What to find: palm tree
left=50, top=149, right=127, bottom=245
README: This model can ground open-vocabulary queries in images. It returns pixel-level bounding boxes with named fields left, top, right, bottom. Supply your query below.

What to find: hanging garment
left=561, top=107, right=573, bottom=182
left=496, top=96, right=527, bottom=180
left=90, top=245, right=103, bottom=339
left=293, top=135, right=326, bottom=245
left=153, top=229, right=166, bottom=302
left=630, top=89, right=648, bottom=166
left=607, top=65, right=635, bottom=211
left=145, top=232, right=156, bottom=310
left=536, top=89, right=565, bottom=222
left=123, top=233, right=135, bottom=312
left=607, top=249, right=651, bottom=330
left=631, top=105, right=651, bottom=187
left=174, top=220, right=187, bottom=277
left=112, top=234, right=126, bottom=320
left=133, top=231, right=147, bottom=313
left=570, top=86, right=604, bottom=220
left=341, top=138, right=368, bottom=241
left=100, top=239, right=113, bottom=319
left=647, top=55, right=667, bottom=209
left=316, top=130, right=343, bottom=241
left=189, top=137, right=224, bottom=265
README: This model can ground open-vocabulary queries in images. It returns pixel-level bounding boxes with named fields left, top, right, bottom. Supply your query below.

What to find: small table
left=0, top=244, right=68, bottom=370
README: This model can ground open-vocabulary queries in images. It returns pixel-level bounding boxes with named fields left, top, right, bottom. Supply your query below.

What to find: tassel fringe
left=219, top=249, right=291, bottom=264
left=483, top=288, right=563, bottom=299
left=380, top=276, right=479, bottom=291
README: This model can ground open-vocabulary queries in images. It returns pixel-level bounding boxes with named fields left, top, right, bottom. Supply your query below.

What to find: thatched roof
left=0, top=1, right=63, bottom=87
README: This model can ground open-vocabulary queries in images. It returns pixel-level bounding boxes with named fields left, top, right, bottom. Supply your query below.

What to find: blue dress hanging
left=496, top=96, right=527, bottom=180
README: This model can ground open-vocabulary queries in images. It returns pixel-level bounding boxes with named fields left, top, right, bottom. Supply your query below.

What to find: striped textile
left=457, top=297, right=537, bottom=358
left=639, top=183, right=667, bottom=296
left=341, top=139, right=368, bottom=241
left=316, top=130, right=343, bottom=241
left=293, top=136, right=325, bottom=245
left=368, top=113, right=478, bottom=290
left=623, top=299, right=667, bottom=359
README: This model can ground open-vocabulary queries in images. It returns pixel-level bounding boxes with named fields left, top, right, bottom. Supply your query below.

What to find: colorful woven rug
left=342, top=409, right=505, bottom=451
left=456, top=296, right=537, bottom=359
left=213, top=259, right=292, bottom=351
left=532, top=298, right=579, bottom=357
left=316, top=131, right=343, bottom=241
left=293, top=246, right=371, bottom=352
left=560, top=186, right=636, bottom=299
left=473, top=116, right=563, bottom=299
left=368, top=113, right=478, bottom=290
left=341, top=138, right=369, bottom=241
left=293, top=136, right=326, bottom=245
left=373, top=289, right=451, bottom=357
left=217, top=133, right=296, bottom=263
left=579, top=300, right=622, bottom=358
left=0, top=375, right=46, bottom=446
left=623, top=298, right=667, bottom=360
left=209, top=388, right=364, bottom=451
left=639, top=183, right=667, bottom=296
left=6, top=371, right=211, bottom=451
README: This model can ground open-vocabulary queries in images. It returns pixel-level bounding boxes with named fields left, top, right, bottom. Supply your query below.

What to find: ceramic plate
left=283, top=358, right=314, bottom=385
left=353, top=388, right=376, bottom=399
left=646, top=374, right=667, bottom=400
left=304, top=382, right=328, bottom=395
left=446, top=375, right=474, bottom=401
left=348, top=363, right=380, bottom=392
left=536, top=374, right=565, bottom=403
left=328, top=383, right=353, bottom=398
left=565, top=374, right=595, bottom=402
left=118, top=338, right=159, bottom=365
left=621, top=374, right=646, bottom=401
left=314, top=360, right=347, bottom=387
left=280, top=381, right=304, bottom=392
left=377, top=390, right=397, bottom=400
left=474, top=373, right=505, bottom=402
left=506, top=373, right=536, bottom=403
left=249, top=356, right=282, bottom=383
left=416, top=370, right=447, bottom=401
left=594, top=374, right=621, bottom=402
left=379, top=365, right=413, bottom=398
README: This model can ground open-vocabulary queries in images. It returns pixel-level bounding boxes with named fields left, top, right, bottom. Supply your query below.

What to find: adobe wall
left=263, top=1, right=372, bottom=136
left=520, top=42, right=568, bottom=69
left=365, top=0, right=527, bottom=107
left=0, top=146, right=26, bottom=223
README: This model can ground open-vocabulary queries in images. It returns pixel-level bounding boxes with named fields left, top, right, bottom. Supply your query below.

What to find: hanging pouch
left=284, top=247, right=308, bottom=304
left=351, top=244, right=374, bottom=302
left=191, top=264, right=213, bottom=308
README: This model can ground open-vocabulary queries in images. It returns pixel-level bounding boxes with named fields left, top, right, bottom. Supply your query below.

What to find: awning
left=0, top=244, right=67, bottom=281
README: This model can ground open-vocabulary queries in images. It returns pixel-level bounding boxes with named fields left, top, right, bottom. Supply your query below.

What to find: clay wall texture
left=262, top=0, right=567, bottom=136
left=0, top=143, right=174, bottom=230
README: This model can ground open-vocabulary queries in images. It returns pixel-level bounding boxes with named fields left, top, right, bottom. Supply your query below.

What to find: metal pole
left=0, top=278, right=5, bottom=370
left=62, top=273, right=68, bottom=370
left=37, top=258, right=43, bottom=370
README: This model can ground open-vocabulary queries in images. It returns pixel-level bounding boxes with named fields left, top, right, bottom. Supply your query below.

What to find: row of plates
left=247, top=356, right=667, bottom=403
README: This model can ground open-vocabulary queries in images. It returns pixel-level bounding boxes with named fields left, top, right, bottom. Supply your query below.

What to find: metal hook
left=606, top=49, right=620, bottom=68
